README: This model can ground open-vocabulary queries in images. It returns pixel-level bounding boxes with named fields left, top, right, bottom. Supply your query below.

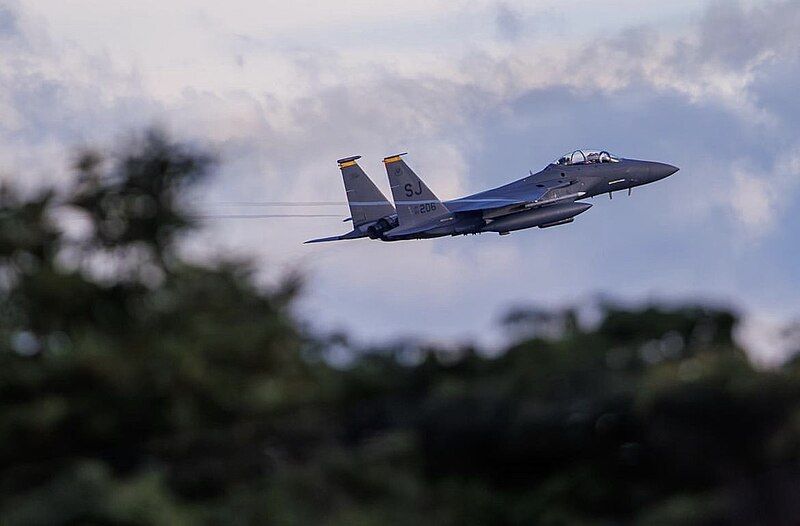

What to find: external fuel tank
left=481, top=202, right=592, bottom=233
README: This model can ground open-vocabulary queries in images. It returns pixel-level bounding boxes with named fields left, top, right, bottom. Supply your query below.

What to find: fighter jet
left=305, top=149, right=678, bottom=243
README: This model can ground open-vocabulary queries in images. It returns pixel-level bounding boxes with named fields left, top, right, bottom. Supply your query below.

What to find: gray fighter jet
left=305, top=149, right=678, bottom=243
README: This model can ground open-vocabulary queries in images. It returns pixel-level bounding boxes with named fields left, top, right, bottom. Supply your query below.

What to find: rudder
left=383, top=153, right=451, bottom=229
left=338, top=155, right=395, bottom=227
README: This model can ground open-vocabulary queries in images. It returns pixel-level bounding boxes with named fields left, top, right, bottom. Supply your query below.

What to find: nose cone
left=650, top=162, right=679, bottom=181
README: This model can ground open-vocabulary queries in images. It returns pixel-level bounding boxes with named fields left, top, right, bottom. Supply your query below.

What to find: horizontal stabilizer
left=383, top=223, right=438, bottom=239
left=304, top=229, right=366, bottom=244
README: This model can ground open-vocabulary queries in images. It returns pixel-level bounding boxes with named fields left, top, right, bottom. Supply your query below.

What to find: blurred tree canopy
left=1, top=133, right=799, bottom=525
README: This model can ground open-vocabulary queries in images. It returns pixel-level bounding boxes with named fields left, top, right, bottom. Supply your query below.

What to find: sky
left=0, top=0, right=798, bottom=364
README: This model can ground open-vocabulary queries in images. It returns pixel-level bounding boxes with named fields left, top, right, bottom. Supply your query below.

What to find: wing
left=445, top=193, right=542, bottom=213
left=445, top=179, right=575, bottom=214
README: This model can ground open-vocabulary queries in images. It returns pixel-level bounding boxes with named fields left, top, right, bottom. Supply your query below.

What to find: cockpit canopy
left=555, top=149, right=620, bottom=166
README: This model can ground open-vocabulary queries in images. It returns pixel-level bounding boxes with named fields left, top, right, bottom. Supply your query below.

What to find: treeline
left=1, top=134, right=799, bottom=525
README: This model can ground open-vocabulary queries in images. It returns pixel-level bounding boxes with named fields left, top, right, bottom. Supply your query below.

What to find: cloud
left=0, top=2, right=159, bottom=191
left=0, top=2, right=18, bottom=38
left=1, top=0, right=799, bottom=352
left=695, top=0, right=800, bottom=68
left=730, top=170, right=775, bottom=235
left=726, top=150, right=800, bottom=237
left=495, top=3, right=523, bottom=41
left=736, top=314, right=800, bottom=368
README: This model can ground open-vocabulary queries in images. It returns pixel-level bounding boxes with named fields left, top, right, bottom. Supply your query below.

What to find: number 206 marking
left=418, top=203, right=436, bottom=214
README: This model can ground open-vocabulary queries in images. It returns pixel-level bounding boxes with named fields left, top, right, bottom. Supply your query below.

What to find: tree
left=1, top=133, right=799, bottom=525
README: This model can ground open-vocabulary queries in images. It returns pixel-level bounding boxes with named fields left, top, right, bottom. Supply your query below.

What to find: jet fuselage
left=304, top=151, right=679, bottom=244
left=381, top=158, right=679, bottom=240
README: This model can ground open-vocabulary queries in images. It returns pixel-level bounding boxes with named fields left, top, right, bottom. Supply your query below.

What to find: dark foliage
left=1, top=134, right=799, bottom=525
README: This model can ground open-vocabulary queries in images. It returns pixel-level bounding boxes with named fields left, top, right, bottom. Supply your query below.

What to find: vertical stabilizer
left=383, top=154, right=451, bottom=230
left=338, top=155, right=395, bottom=227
